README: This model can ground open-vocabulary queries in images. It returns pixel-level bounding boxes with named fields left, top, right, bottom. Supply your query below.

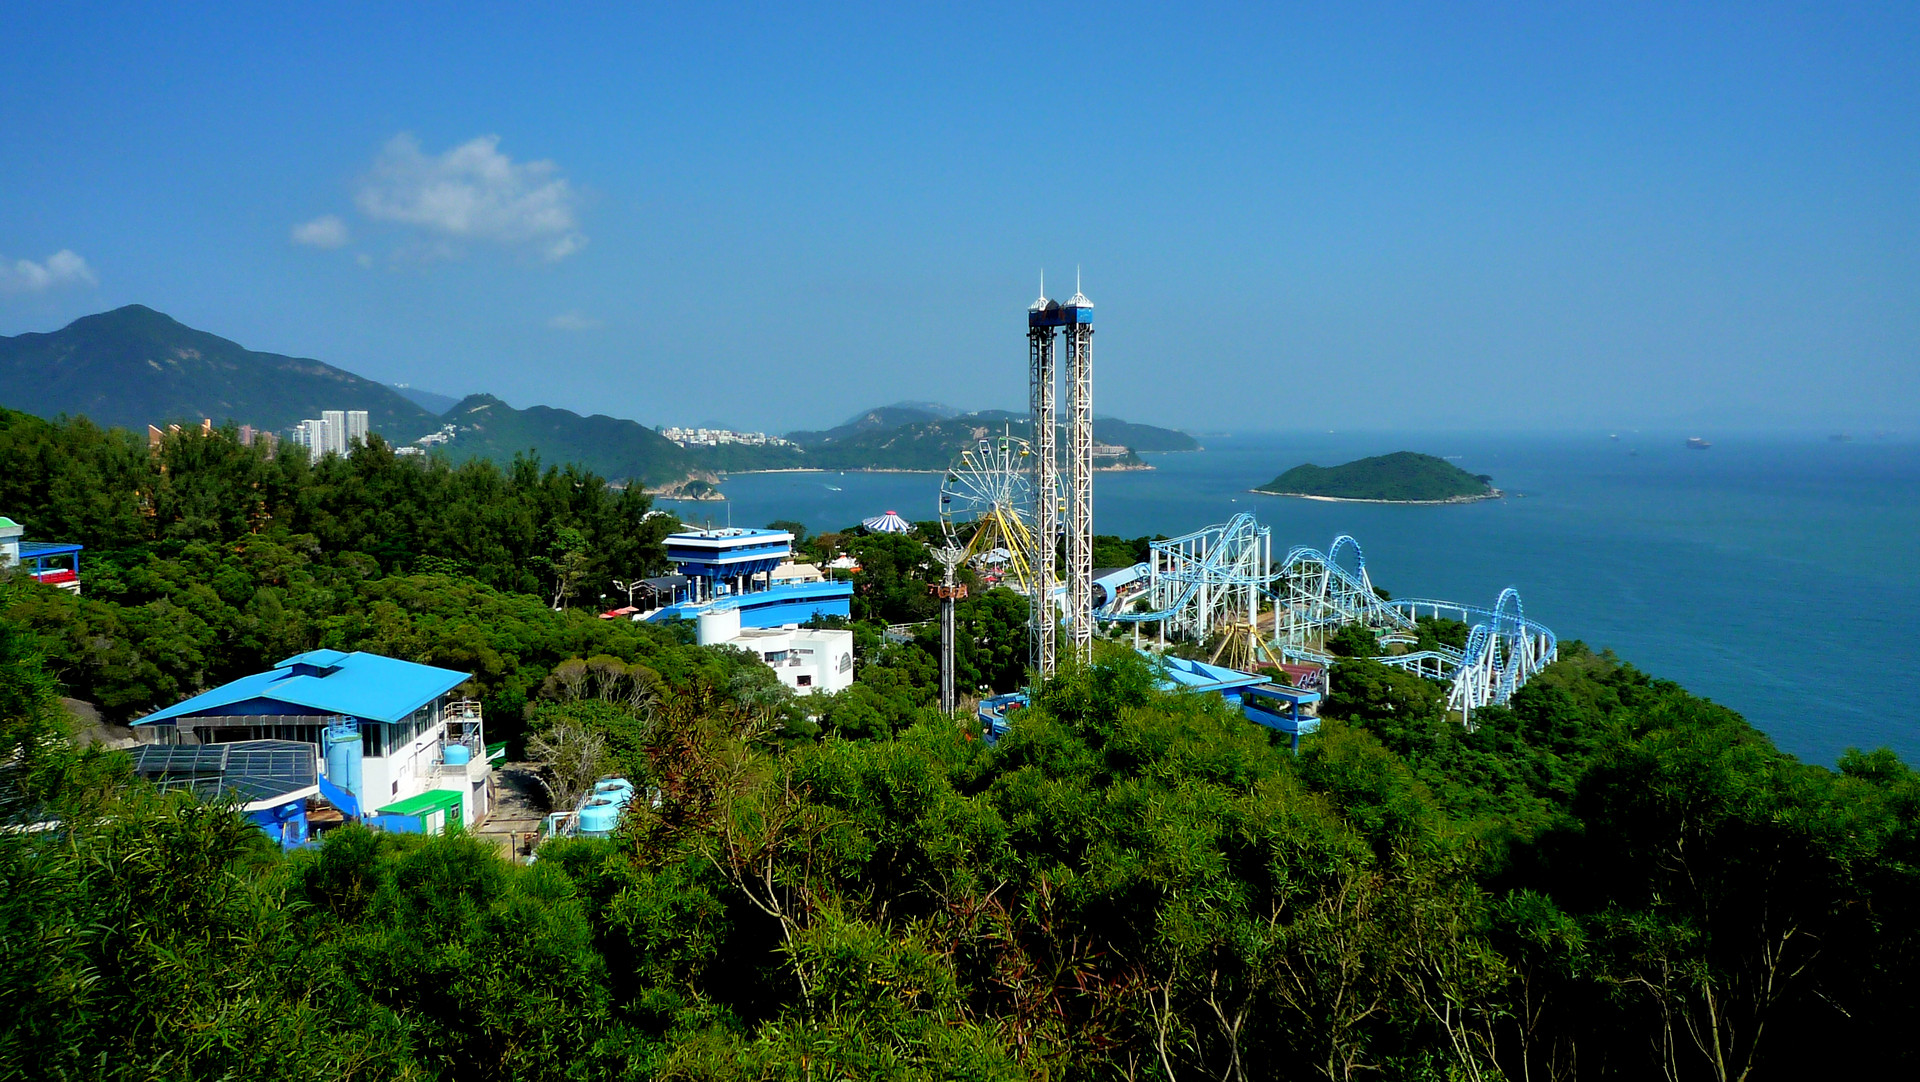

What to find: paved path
left=476, top=762, right=549, bottom=862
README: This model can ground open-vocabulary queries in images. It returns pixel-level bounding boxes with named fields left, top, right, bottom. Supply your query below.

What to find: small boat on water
left=1686, top=437, right=1711, bottom=450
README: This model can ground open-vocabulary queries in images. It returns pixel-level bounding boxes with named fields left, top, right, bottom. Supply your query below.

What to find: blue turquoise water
left=670, top=433, right=1920, bottom=767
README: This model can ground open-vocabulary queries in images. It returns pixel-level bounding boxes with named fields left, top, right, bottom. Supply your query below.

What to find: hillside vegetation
left=0, top=305, right=440, bottom=439
left=1258, top=450, right=1495, bottom=502
left=2, top=406, right=1918, bottom=1080
left=441, top=394, right=692, bottom=487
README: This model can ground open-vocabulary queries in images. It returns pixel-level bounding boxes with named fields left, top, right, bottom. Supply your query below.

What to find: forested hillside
left=2, top=406, right=1918, bottom=1081
left=0, top=305, right=441, bottom=438
left=440, top=394, right=694, bottom=487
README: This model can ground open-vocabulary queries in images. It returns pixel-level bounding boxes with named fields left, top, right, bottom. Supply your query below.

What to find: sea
left=665, top=432, right=1920, bottom=767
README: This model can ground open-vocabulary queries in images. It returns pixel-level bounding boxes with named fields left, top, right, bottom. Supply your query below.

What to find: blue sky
left=2, top=3, right=1915, bottom=433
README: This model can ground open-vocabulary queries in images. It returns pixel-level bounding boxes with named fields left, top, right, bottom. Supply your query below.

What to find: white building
left=133, top=650, right=494, bottom=829
left=321, top=410, right=349, bottom=455
left=293, top=418, right=333, bottom=463
left=694, top=606, right=854, bottom=694
left=346, top=410, right=369, bottom=447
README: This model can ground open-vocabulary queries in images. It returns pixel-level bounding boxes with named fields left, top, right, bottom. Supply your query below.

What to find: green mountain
left=770, top=406, right=1196, bottom=471
left=439, top=395, right=691, bottom=486
left=0, top=305, right=439, bottom=438
left=786, top=404, right=954, bottom=444
left=0, top=307, right=1196, bottom=485
left=1092, top=417, right=1199, bottom=452
left=1256, top=451, right=1497, bottom=502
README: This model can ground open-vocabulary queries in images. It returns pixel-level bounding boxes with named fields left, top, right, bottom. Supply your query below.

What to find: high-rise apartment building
left=346, top=410, right=369, bottom=448
left=320, top=411, right=348, bottom=456
left=293, top=418, right=332, bottom=463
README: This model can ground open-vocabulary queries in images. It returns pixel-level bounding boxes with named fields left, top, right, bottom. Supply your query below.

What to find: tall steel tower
left=1026, top=282, right=1059, bottom=677
left=1063, top=273, right=1095, bottom=664
left=1026, top=273, right=1095, bottom=674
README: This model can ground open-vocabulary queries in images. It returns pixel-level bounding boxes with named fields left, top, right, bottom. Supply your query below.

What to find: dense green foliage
left=0, top=407, right=689, bottom=742
left=0, top=305, right=440, bottom=438
left=6, top=625, right=1918, bottom=1080
left=5, top=405, right=1918, bottom=1081
left=1258, top=451, right=1495, bottom=502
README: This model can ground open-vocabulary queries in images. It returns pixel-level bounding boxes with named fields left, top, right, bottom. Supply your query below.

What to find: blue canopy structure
left=135, top=650, right=469, bottom=727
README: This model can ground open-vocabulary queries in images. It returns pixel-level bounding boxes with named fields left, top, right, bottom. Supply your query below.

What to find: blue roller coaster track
left=1095, top=521, right=1556, bottom=718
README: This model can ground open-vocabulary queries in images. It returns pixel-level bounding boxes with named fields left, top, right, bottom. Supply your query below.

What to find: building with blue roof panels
left=644, top=526, right=852, bottom=629
left=134, top=650, right=494, bottom=828
left=129, top=740, right=349, bottom=847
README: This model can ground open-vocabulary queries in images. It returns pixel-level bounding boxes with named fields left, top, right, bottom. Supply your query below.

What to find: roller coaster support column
left=1027, top=294, right=1059, bottom=678
left=1063, top=276, right=1095, bottom=665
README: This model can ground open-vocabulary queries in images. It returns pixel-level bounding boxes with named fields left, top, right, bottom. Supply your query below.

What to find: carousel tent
left=861, top=511, right=912, bottom=534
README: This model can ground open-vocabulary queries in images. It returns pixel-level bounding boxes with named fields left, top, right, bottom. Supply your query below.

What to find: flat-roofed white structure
left=694, top=606, right=853, bottom=694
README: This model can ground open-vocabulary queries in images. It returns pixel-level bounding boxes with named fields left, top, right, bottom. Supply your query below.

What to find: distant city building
left=413, top=423, right=458, bottom=449
left=321, top=410, right=348, bottom=455
left=657, top=426, right=792, bottom=448
left=289, top=409, right=369, bottom=462
left=292, top=418, right=332, bottom=462
left=238, top=424, right=256, bottom=446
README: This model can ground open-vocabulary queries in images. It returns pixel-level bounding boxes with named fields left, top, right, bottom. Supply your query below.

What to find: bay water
left=669, top=432, right=1920, bottom=767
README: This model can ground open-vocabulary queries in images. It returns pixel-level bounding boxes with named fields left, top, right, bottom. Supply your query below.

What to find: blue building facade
left=646, top=526, right=851, bottom=628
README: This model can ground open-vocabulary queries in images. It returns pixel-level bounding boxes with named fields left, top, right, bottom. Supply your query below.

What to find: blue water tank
left=576, top=779, right=636, bottom=834
left=324, top=720, right=362, bottom=796
left=443, top=743, right=471, bottom=767
left=577, top=797, right=621, bottom=834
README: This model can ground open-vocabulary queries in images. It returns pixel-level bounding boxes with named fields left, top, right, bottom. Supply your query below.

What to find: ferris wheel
left=939, top=431, right=1049, bottom=592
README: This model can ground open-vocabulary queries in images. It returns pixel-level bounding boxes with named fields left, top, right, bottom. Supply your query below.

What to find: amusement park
left=923, top=275, right=1559, bottom=744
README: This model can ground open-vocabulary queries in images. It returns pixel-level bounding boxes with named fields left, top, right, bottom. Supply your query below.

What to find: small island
left=1253, top=451, right=1500, bottom=504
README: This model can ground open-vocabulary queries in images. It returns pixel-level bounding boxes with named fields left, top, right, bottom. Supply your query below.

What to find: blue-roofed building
left=643, top=526, right=851, bottom=629
left=1, top=515, right=84, bottom=594
left=134, top=650, right=492, bottom=827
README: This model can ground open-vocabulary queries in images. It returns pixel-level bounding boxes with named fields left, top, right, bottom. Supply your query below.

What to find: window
left=796, top=675, right=812, bottom=687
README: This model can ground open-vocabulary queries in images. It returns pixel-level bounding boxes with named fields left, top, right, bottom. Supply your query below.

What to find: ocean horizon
left=667, top=430, right=1920, bottom=768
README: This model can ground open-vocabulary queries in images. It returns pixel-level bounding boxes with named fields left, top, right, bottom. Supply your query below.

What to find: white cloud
left=355, top=134, right=585, bottom=260
left=0, top=249, right=97, bottom=293
left=291, top=215, right=350, bottom=249
left=547, top=310, right=602, bottom=331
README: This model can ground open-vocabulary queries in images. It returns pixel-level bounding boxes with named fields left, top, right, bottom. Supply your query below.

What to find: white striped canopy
left=861, top=511, right=912, bottom=534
